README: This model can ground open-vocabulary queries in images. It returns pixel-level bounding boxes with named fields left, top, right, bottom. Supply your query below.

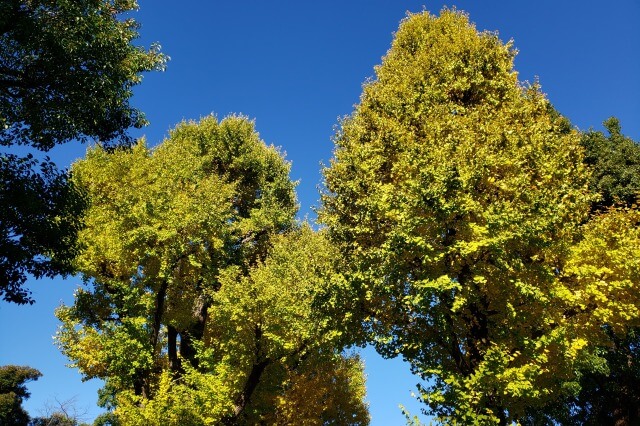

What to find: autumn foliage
left=40, top=7, right=640, bottom=426
left=56, top=116, right=369, bottom=425
left=321, top=9, right=640, bottom=424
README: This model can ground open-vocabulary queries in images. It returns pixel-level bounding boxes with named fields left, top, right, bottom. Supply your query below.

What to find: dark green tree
left=0, top=0, right=166, bottom=304
left=578, top=120, right=640, bottom=425
left=29, top=413, right=92, bottom=426
left=29, top=413, right=79, bottom=426
left=581, top=117, right=640, bottom=212
left=0, top=154, right=85, bottom=303
left=91, top=412, right=119, bottom=426
left=0, top=0, right=167, bottom=150
left=0, top=365, right=41, bottom=426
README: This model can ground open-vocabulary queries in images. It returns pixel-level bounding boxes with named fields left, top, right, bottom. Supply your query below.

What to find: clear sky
left=1, top=1, right=639, bottom=424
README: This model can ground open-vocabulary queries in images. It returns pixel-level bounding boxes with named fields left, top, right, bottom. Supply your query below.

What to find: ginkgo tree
left=56, top=116, right=369, bottom=425
left=321, top=9, right=640, bottom=424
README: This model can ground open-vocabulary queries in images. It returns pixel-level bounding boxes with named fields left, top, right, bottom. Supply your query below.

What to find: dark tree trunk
left=151, top=280, right=168, bottom=352
left=221, top=324, right=270, bottom=425
left=178, top=296, right=209, bottom=369
left=167, top=324, right=180, bottom=374
left=230, top=358, right=270, bottom=420
left=133, top=374, right=150, bottom=399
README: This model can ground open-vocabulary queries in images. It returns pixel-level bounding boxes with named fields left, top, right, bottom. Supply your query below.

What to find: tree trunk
left=151, top=280, right=168, bottom=352
left=221, top=324, right=270, bottom=425
left=167, top=324, right=180, bottom=374
left=178, top=295, right=209, bottom=368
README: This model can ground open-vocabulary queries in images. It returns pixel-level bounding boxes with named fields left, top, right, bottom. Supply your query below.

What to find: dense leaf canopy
left=321, top=9, right=640, bottom=424
left=0, top=365, right=41, bottom=426
left=0, top=0, right=165, bottom=304
left=524, top=120, right=640, bottom=425
left=581, top=117, right=640, bottom=212
left=0, top=0, right=166, bottom=150
left=0, top=154, right=85, bottom=303
left=56, top=116, right=368, bottom=425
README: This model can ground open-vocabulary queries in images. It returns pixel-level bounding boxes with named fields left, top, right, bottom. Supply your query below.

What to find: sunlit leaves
left=56, top=116, right=368, bottom=424
left=319, top=8, right=635, bottom=423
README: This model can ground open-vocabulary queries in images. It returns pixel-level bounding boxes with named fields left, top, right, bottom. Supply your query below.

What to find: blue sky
left=1, top=1, right=639, bottom=424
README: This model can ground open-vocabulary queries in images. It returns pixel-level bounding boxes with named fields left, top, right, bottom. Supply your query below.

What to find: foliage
left=581, top=117, right=640, bottom=212
left=112, top=228, right=369, bottom=425
left=28, top=396, right=92, bottom=426
left=0, top=154, right=85, bottom=303
left=321, top=9, right=640, bottom=423
left=523, top=120, right=640, bottom=425
left=522, top=328, right=640, bottom=426
left=29, top=412, right=90, bottom=426
left=0, top=365, right=41, bottom=426
left=92, top=411, right=119, bottom=426
left=56, top=116, right=368, bottom=424
left=0, top=0, right=165, bottom=304
left=0, top=0, right=166, bottom=150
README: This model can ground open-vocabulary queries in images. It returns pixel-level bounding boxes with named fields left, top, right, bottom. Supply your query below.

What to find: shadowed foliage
left=0, top=0, right=165, bottom=304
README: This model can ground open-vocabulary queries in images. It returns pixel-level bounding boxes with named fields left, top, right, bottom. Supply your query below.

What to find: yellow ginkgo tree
left=321, top=9, right=640, bottom=424
left=523, top=119, right=640, bottom=425
left=56, top=116, right=369, bottom=425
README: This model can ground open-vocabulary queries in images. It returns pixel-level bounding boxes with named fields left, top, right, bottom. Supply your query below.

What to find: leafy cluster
left=0, top=365, right=41, bottom=426
left=1, top=0, right=166, bottom=304
left=522, top=120, right=640, bottom=425
left=581, top=117, right=640, bottom=212
left=0, top=0, right=167, bottom=150
left=0, top=153, right=85, bottom=303
left=5, top=4, right=640, bottom=425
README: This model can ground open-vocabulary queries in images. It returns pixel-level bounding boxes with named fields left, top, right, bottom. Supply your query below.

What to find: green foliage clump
left=523, top=120, right=640, bottom=425
left=0, top=0, right=167, bottom=150
left=0, top=0, right=166, bottom=304
left=0, top=154, right=85, bottom=303
left=581, top=117, right=640, bottom=211
left=0, top=365, right=41, bottom=426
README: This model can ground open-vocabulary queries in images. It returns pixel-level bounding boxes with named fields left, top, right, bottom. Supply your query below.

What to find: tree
left=0, top=0, right=166, bottom=304
left=56, top=116, right=368, bottom=424
left=581, top=117, right=640, bottom=212
left=0, top=154, right=85, bottom=303
left=0, top=365, right=41, bottom=426
left=29, top=413, right=83, bottom=426
left=114, top=227, right=368, bottom=425
left=320, top=9, right=640, bottom=424
left=522, top=330, right=640, bottom=426
left=0, top=0, right=166, bottom=150
left=28, top=396, right=91, bottom=426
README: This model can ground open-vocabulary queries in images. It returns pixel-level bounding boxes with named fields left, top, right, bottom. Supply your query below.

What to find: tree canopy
left=321, top=9, right=640, bottom=424
left=56, top=116, right=369, bottom=425
left=0, top=0, right=166, bottom=304
left=0, top=154, right=85, bottom=303
left=4, top=4, right=637, bottom=424
left=0, top=0, right=166, bottom=150
left=581, top=117, right=640, bottom=212
left=0, top=365, right=41, bottom=426
left=523, top=120, right=640, bottom=425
